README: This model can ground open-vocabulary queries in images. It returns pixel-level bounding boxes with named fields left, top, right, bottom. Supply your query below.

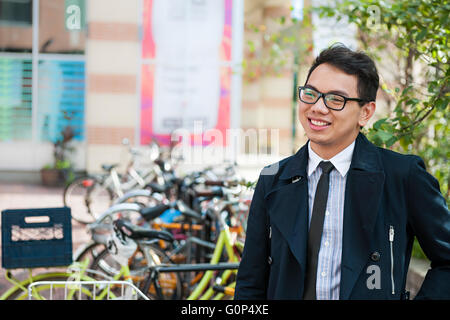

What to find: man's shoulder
left=255, top=153, right=303, bottom=193
left=367, top=141, right=425, bottom=180
left=375, top=145, right=422, bottom=167
left=260, top=154, right=296, bottom=176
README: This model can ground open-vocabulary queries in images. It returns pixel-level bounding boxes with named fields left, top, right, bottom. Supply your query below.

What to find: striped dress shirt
left=307, top=140, right=355, bottom=300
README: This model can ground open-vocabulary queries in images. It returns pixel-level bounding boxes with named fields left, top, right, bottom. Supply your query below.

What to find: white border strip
left=0, top=52, right=32, bottom=59
left=37, top=53, right=86, bottom=61
left=229, top=0, right=244, bottom=161
left=135, top=0, right=144, bottom=146
left=31, top=0, right=40, bottom=143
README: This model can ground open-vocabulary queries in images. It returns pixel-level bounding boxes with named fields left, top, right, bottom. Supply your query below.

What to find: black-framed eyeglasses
left=298, top=86, right=367, bottom=111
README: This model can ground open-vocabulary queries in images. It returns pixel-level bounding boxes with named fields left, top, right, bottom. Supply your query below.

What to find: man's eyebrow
left=305, top=84, right=350, bottom=97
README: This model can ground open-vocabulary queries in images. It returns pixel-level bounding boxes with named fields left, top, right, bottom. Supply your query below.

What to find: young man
left=234, top=44, right=450, bottom=300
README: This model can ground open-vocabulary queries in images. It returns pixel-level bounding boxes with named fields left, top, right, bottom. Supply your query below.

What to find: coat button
left=268, top=256, right=273, bottom=265
left=371, top=251, right=381, bottom=262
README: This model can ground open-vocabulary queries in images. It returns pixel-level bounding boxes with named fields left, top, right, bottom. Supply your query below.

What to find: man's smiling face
left=298, top=63, right=375, bottom=159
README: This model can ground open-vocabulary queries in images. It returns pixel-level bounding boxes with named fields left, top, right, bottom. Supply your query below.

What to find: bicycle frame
left=188, top=225, right=239, bottom=300
left=87, top=158, right=161, bottom=201
left=85, top=263, right=134, bottom=300
left=145, top=219, right=241, bottom=300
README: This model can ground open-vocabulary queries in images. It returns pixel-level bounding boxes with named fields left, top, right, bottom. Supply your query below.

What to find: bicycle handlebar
left=88, top=203, right=143, bottom=227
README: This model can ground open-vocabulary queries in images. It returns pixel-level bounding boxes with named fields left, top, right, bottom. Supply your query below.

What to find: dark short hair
left=305, top=43, right=379, bottom=105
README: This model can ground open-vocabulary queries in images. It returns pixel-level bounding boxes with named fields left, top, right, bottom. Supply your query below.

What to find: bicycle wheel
left=63, top=175, right=114, bottom=224
left=90, top=245, right=183, bottom=300
left=4, top=274, right=78, bottom=300
left=74, top=241, right=107, bottom=266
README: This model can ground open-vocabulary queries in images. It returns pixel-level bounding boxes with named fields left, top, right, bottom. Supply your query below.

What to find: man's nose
left=310, top=96, right=329, bottom=113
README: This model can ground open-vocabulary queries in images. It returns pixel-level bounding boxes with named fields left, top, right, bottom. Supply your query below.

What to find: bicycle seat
left=101, top=164, right=119, bottom=172
left=114, top=219, right=174, bottom=242
left=145, top=182, right=169, bottom=193
left=195, top=186, right=224, bottom=199
left=175, top=200, right=203, bottom=222
left=140, top=203, right=171, bottom=221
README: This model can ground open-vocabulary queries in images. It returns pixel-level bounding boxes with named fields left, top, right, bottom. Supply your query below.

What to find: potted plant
left=40, top=121, right=76, bottom=187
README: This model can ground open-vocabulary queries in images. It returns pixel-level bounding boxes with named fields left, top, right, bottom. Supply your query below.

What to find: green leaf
left=386, top=136, right=398, bottom=148
left=373, top=118, right=388, bottom=130
left=377, top=130, right=396, bottom=143
left=247, top=41, right=255, bottom=53
left=406, top=98, right=420, bottom=106
left=56, top=160, right=71, bottom=169
left=435, top=99, right=449, bottom=111
left=399, top=116, right=410, bottom=127
left=399, top=136, right=412, bottom=150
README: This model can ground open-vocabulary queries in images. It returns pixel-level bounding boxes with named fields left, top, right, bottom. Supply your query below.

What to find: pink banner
left=140, top=0, right=232, bottom=146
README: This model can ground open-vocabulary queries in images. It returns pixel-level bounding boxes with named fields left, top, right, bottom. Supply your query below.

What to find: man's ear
left=358, top=101, right=376, bottom=128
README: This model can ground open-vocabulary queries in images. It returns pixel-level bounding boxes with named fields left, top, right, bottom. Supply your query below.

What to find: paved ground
left=0, top=182, right=428, bottom=299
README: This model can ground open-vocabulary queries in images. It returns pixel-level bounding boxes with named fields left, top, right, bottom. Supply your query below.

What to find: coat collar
left=307, top=140, right=355, bottom=177
left=348, top=132, right=383, bottom=172
left=278, top=132, right=383, bottom=180
left=278, top=140, right=309, bottom=181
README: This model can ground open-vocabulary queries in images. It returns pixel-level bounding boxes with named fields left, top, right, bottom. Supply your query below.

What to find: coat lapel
left=265, top=144, right=309, bottom=272
left=339, top=133, right=385, bottom=300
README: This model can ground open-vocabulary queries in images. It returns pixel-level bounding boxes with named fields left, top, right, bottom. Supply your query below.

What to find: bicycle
left=63, top=139, right=164, bottom=224
left=73, top=202, right=184, bottom=299
left=141, top=195, right=244, bottom=300
left=115, top=175, right=250, bottom=270
left=73, top=196, right=216, bottom=298
left=70, top=165, right=252, bottom=298
left=122, top=185, right=247, bottom=299
left=74, top=189, right=245, bottom=300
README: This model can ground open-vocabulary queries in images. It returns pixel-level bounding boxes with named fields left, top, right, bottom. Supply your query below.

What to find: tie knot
left=319, top=161, right=334, bottom=174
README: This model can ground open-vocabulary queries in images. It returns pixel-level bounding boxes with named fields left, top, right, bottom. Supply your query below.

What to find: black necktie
left=303, top=161, right=335, bottom=300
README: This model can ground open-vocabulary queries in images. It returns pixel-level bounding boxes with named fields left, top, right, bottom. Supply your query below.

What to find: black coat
left=235, top=133, right=450, bottom=299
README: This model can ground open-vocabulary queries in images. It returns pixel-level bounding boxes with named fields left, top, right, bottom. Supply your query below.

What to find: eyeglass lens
left=299, top=87, right=345, bottom=109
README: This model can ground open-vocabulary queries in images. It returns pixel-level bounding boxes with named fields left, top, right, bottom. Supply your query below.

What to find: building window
left=0, top=57, right=32, bottom=141
left=0, top=0, right=32, bottom=27
left=0, top=0, right=85, bottom=144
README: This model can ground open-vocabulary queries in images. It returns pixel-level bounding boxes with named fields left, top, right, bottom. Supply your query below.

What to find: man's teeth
left=311, top=119, right=329, bottom=126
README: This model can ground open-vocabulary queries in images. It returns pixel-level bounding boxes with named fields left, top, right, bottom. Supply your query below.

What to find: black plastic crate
left=1, top=207, right=73, bottom=269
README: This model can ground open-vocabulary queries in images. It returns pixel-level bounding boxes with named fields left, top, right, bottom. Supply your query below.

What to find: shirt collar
left=307, top=140, right=355, bottom=177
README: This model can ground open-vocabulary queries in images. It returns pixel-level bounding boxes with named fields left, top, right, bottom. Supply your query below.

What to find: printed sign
left=140, top=0, right=232, bottom=146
